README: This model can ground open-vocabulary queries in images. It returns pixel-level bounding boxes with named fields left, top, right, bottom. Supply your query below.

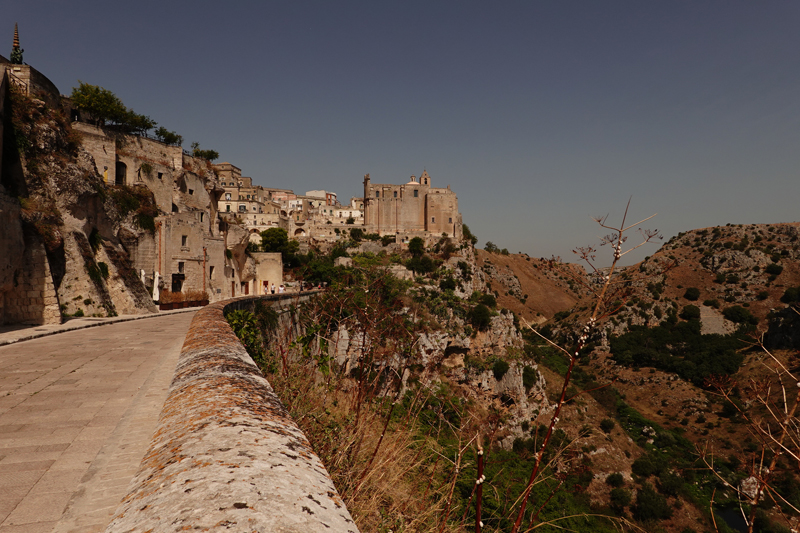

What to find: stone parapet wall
left=105, top=293, right=359, bottom=533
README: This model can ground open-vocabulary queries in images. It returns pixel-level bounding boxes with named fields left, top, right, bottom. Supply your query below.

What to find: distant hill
left=474, top=249, right=586, bottom=323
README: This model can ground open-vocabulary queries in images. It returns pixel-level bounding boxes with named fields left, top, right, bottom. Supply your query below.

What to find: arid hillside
left=477, top=221, right=800, bottom=533
left=474, top=249, right=587, bottom=323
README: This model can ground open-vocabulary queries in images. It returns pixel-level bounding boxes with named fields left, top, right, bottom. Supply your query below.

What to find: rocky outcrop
left=1, top=88, right=160, bottom=323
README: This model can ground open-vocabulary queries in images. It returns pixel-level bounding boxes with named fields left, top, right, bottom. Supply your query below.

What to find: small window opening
left=181, top=235, right=188, bottom=246
left=178, top=261, right=185, bottom=273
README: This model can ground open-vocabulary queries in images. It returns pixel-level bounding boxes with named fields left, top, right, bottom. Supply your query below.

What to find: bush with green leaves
left=611, top=321, right=744, bottom=385
left=190, top=142, right=219, bottom=161
left=225, top=309, right=265, bottom=366
left=259, top=227, right=300, bottom=263
left=780, top=286, right=800, bottom=304
left=406, top=254, right=436, bottom=274
left=468, top=303, right=492, bottom=331
left=632, top=483, right=672, bottom=521
left=492, top=359, right=510, bottom=381
left=680, top=304, right=700, bottom=321
left=71, top=81, right=156, bottom=134
left=683, top=287, right=700, bottom=301
left=600, top=418, right=616, bottom=433
left=439, top=276, right=457, bottom=291
left=154, top=126, right=182, bottom=146
left=765, top=263, right=784, bottom=276
left=462, top=224, right=478, bottom=245
left=349, top=228, right=363, bottom=241
left=609, top=488, right=631, bottom=512
left=522, top=365, right=537, bottom=392
left=479, top=293, right=497, bottom=308
left=632, top=451, right=669, bottom=478
left=408, top=236, right=425, bottom=257
left=722, top=305, right=758, bottom=325
left=606, top=472, right=625, bottom=488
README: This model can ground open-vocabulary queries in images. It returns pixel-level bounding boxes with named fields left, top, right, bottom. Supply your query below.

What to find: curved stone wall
left=105, top=295, right=359, bottom=532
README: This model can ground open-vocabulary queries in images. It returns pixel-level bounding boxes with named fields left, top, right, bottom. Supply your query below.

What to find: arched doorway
left=115, top=162, right=127, bottom=185
left=294, top=228, right=306, bottom=236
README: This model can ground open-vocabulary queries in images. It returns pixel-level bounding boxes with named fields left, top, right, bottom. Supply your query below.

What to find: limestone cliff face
left=329, top=246, right=549, bottom=448
left=1, top=90, right=157, bottom=323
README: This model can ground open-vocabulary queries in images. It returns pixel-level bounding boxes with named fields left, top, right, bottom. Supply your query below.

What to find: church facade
left=362, top=171, right=462, bottom=243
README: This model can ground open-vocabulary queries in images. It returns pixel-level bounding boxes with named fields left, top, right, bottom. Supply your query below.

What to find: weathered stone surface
left=0, top=192, right=24, bottom=293
left=105, top=298, right=358, bottom=533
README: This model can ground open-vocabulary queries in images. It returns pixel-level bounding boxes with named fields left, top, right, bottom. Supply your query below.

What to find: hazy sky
left=7, top=1, right=800, bottom=265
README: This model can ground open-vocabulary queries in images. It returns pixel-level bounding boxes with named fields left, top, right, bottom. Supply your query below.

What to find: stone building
left=362, top=170, right=462, bottom=243
left=0, top=28, right=284, bottom=324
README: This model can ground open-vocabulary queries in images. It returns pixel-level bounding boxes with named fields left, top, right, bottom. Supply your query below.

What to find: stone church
left=362, top=170, right=462, bottom=243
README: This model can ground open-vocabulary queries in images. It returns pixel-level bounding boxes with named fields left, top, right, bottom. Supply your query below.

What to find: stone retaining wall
left=105, top=294, right=359, bottom=533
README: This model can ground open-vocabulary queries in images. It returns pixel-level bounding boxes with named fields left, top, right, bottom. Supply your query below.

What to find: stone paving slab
left=0, top=311, right=195, bottom=533
left=0, top=307, right=197, bottom=347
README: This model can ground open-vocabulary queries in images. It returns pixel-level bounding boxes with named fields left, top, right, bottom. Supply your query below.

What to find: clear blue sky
left=7, top=1, right=800, bottom=265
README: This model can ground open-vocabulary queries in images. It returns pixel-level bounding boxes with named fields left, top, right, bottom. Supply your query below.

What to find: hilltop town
left=0, top=30, right=462, bottom=325
left=4, top=27, right=800, bottom=533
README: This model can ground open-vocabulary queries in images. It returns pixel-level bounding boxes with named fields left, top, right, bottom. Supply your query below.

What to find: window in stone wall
left=394, top=191, right=397, bottom=198
left=375, top=191, right=379, bottom=198
left=414, top=190, right=418, bottom=197
left=188, top=189, right=194, bottom=195
left=431, top=217, right=435, bottom=223
left=209, top=266, right=215, bottom=279
left=181, top=235, right=187, bottom=246
left=226, top=205, right=231, bottom=212
left=158, top=172, right=163, bottom=180
left=178, top=262, right=185, bottom=273
left=200, top=213, right=204, bottom=222
left=449, top=217, right=452, bottom=223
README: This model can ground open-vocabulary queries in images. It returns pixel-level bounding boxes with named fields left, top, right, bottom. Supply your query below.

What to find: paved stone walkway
left=0, top=312, right=196, bottom=533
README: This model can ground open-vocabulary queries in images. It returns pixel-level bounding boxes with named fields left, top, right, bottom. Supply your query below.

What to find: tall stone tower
left=10, top=23, right=23, bottom=65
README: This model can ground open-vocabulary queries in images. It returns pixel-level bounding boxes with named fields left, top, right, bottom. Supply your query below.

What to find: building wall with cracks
left=104, top=293, right=359, bottom=533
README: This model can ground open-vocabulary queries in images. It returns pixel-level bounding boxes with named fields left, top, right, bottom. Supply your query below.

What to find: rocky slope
left=2, top=86, right=157, bottom=322
left=474, top=223, right=800, bottom=532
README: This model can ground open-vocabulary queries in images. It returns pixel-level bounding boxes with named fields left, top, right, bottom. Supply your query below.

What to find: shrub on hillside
left=610, top=488, right=632, bottom=512
left=610, top=322, right=744, bottom=385
left=680, top=304, right=701, bottom=320
left=633, top=483, right=673, bottom=521
left=780, top=286, right=800, bottom=304
left=408, top=237, right=425, bottom=257
left=683, top=287, right=701, bottom=301
left=765, top=263, right=784, bottom=276
left=723, top=305, right=758, bottom=325
left=439, top=276, right=457, bottom=291
left=468, top=304, right=492, bottom=331
left=492, top=359, right=510, bottom=381
left=522, top=365, right=537, bottom=392
left=479, top=293, right=497, bottom=308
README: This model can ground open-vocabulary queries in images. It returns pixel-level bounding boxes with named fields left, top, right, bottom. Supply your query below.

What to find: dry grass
left=266, top=358, right=465, bottom=532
